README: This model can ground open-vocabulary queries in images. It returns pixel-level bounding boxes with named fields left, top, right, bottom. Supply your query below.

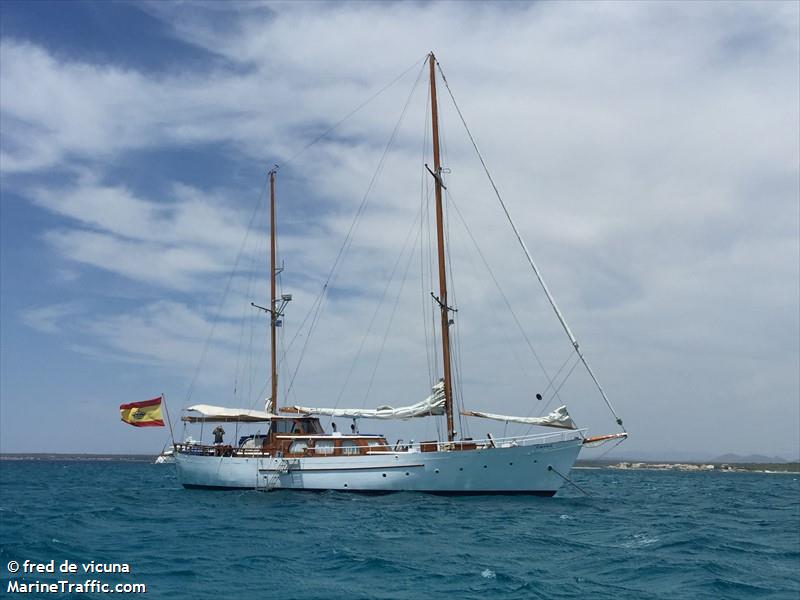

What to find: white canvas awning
left=461, top=405, right=577, bottom=430
left=286, top=382, right=445, bottom=420
left=182, top=404, right=278, bottom=423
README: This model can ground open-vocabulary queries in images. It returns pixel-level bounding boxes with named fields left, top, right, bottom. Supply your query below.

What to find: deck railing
left=392, top=428, right=587, bottom=453
left=174, top=428, right=586, bottom=458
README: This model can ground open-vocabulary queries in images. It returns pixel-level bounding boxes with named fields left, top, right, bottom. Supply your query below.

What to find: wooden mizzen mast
left=428, top=52, right=456, bottom=442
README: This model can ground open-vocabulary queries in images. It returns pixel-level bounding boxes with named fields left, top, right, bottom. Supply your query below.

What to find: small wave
left=622, top=533, right=660, bottom=548
left=559, top=514, right=573, bottom=520
left=481, top=569, right=496, bottom=579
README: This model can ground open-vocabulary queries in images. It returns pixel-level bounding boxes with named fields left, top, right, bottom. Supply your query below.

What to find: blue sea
left=1, top=460, right=798, bottom=599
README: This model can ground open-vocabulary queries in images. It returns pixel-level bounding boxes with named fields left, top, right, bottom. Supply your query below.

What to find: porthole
left=483, top=465, right=488, bottom=469
left=405, top=472, right=409, bottom=476
left=382, top=473, right=387, bottom=478
left=459, top=467, right=463, bottom=471
left=343, top=483, right=348, bottom=488
left=509, top=462, right=513, bottom=466
left=434, top=468, right=440, bottom=474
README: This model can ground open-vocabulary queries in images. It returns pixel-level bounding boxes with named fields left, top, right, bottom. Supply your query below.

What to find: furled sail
left=461, top=405, right=577, bottom=430
left=182, top=404, right=277, bottom=423
left=285, top=382, right=445, bottom=420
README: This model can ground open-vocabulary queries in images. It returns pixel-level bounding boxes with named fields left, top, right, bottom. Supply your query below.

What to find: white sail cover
left=461, top=405, right=577, bottom=430
left=182, top=404, right=277, bottom=423
left=288, top=382, right=446, bottom=420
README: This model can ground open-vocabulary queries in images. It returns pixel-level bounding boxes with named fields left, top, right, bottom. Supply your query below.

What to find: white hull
left=175, top=436, right=583, bottom=495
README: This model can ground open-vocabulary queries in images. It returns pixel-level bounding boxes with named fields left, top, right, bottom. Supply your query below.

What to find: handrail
left=397, top=429, right=586, bottom=453
left=174, top=429, right=585, bottom=457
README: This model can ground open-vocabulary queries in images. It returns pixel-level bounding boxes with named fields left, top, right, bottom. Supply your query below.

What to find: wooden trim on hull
left=182, top=484, right=557, bottom=496
left=257, top=463, right=425, bottom=473
left=424, top=490, right=556, bottom=497
left=183, top=484, right=253, bottom=491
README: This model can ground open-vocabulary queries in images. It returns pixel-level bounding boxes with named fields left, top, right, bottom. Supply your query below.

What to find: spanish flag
left=120, top=397, right=164, bottom=427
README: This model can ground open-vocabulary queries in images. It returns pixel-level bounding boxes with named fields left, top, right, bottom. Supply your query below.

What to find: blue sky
left=1, top=1, right=798, bottom=459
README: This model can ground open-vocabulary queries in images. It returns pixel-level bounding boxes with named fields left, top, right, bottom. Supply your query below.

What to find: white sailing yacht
left=174, top=53, right=627, bottom=495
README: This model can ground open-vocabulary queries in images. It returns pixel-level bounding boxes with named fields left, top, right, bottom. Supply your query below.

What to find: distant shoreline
left=0, top=453, right=153, bottom=462
left=576, top=459, right=800, bottom=474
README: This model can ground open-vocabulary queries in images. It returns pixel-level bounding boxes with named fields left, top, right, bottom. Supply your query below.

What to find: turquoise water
left=1, top=460, right=798, bottom=599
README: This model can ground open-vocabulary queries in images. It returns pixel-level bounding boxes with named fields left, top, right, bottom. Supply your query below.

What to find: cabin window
left=239, top=435, right=267, bottom=449
left=288, top=440, right=308, bottom=454
left=366, top=440, right=385, bottom=450
left=272, top=419, right=323, bottom=435
left=272, top=420, right=294, bottom=434
left=341, top=440, right=359, bottom=456
left=315, top=440, right=334, bottom=455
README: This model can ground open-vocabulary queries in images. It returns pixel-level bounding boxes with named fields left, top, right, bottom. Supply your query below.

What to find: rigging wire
left=274, top=175, right=285, bottom=408
left=435, top=59, right=625, bottom=431
left=446, top=204, right=541, bottom=404
left=445, top=192, right=567, bottom=407
left=436, top=97, right=468, bottom=439
left=523, top=352, right=582, bottom=435
left=246, top=204, right=269, bottom=409
left=186, top=56, right=427, bottom=412
left=247, top=311, right=256, bottom=408
left=529, top=350, right=575, bottom=416
left=251, top=280, right=326, bottom=409
left=417, top=78, right=438, bottom=388
left=282, top=55, right=429, bottom=169
left=277, top=264, right=287, bottom=407
left=419, top=76, right=434, bottom=387
left=441, top=173, right=467, bottom=438
left=285, top=59, right=428, bottom=396
left=183, top=177, right=267, bottom=407
left=427, top=178, right=438, bottom=384
left=232, top=206, right=261, bottom=405
left=362, top=215, right=424, bottom=404
left=333, top=203, right=424, bottom=410
left=249, top=202, right=270, bottom=410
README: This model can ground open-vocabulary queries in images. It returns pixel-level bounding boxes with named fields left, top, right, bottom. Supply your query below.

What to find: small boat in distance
left=154, top=447, right=174, bottom=464
left=173, top=53, right=627, bottom=494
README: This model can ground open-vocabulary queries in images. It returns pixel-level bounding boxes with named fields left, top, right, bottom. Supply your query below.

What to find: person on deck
left=212, top=425, right=225, bottom=445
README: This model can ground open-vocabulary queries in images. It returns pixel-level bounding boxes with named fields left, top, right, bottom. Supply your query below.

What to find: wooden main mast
left=429, top=52, right=456, bottom=442
left=269, top=169, right=278, bottom=412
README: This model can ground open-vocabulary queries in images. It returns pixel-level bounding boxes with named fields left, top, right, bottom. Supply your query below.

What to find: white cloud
left=20, top=303, right=83, bottom=334
left=3, top=1, right=798, bottom=456
left=29, top=175, right=262, bottom=290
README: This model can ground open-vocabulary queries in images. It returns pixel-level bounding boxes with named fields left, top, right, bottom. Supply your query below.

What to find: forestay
left=461, top=405, right=577, bottom=430
left=287, top=382, right=445, bottom=420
